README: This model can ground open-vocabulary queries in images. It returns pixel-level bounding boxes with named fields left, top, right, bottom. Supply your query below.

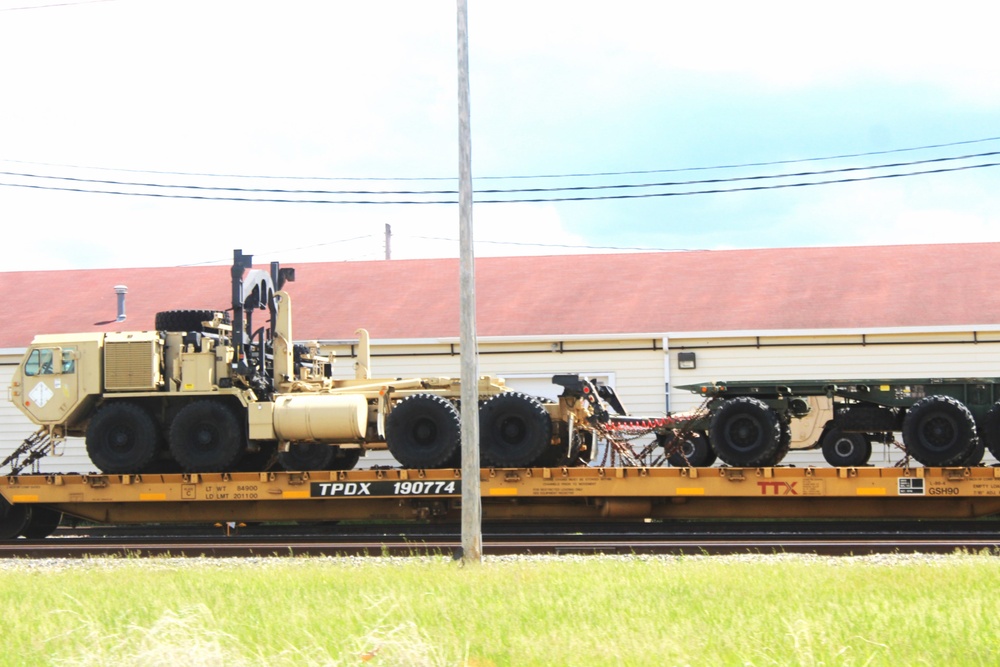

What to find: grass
left=0, top=552, right=998, bottom=666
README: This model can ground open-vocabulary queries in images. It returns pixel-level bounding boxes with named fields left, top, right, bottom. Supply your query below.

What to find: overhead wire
left=2, top=134, right=1000, bottom=182
left=2, top=149, right=999, bottom=197
left=0, top=156, right=997, bottom=204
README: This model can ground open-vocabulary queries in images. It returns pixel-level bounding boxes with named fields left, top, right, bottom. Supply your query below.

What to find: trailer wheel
left=980, top=402, right=1000, bottom=460
left=0, top=498, right=31, bottom=540
left=479, top=392, right=553, bottom=468
left=821, top=427, right=872, bottom=467
left=86, top=402, right=161, bottom=474
left=709, top=397, right=781, bottom=467
left=154, top=309, right=229, bottom=332
left=278, top=443, right=334, bottom=471
left=20, top=507, right=62, bottom=540
left=760, top=418, right=792, bottom=467
left=902, top=395, right=977, bottom=466
left=961, top=435, right=986, bottom=466
left=665, top=432, right=717, bottom=467
left=169, top=400, right=245, bottom=472
left=386, top=394, right=462, bottom=469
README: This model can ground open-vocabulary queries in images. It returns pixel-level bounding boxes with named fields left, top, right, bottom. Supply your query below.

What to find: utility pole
left=456, top=0, right=481, bottom=564
left=384, top=224, right=392, bottom=260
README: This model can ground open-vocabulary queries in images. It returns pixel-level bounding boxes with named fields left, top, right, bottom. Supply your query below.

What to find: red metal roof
left=1, top=243, right=997, bottom=349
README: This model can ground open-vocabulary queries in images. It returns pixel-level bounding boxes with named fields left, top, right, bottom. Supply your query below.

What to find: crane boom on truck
left=8, top=250, right=659, bottom=476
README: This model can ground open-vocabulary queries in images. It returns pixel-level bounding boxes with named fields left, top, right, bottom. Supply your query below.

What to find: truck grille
left=105, top=340, right=159, bottom=391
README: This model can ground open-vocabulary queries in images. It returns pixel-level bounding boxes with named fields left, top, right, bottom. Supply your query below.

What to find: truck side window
left=25, top=349, right=55, bottom=376
left=62, top=348, right=76, bottom=374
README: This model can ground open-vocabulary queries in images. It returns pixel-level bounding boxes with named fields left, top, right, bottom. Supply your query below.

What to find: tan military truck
left=7, top=250, right=610, bottom=475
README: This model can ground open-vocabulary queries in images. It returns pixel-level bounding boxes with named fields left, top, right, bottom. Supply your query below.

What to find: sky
left=0, top=0, right=998, bottom=271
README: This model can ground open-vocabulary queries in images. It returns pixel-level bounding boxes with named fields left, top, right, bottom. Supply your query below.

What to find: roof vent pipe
left=114, top=285, right=128, bottom=322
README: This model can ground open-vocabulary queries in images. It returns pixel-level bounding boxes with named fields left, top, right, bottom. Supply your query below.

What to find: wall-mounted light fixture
left=677, top=351, right=696, bottom=370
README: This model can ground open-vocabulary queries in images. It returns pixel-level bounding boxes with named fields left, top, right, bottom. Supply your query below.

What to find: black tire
left=0, top=498, right=32, bottom=540
left=764, top=419, right=792, bottom=467
left=86, top=402, right=161, bottom=474
left=980, top=401, right=1000, bottom=460
left=386, top=394, right=462, bottom=469
left=535, top=422, right=586, bottom=467
left=479, top=392, right=553, bottom=468
left=665, top=431, right=717, bottom=467
left=155, top=309, right=229, bottom=332
left=708, top=397, right=781, bottom=467
left=230, top=443, right=277, bottom=472
left=329, top=447, right=362, bottom=471
left=169, top=400, right=245, bottom=472
left=279, top=443, right=334, bottom=471
left=821, top=427, right=872, bottom=467
left=961, top=435, right=986, bottom=466
left=20, top=507, right=62, bottom=539
left=902, top=395, right=977, bottom=466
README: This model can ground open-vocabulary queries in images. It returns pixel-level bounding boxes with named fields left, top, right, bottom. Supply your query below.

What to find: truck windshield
left=24, top=348, right=75, bottom=376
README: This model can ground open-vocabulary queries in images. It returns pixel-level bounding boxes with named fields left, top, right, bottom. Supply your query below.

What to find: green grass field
left=0, top=552, right=998, bottom=666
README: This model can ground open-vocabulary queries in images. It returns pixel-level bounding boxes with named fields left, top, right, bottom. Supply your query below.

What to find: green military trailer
left=672, top=379, right=1000, bottom=468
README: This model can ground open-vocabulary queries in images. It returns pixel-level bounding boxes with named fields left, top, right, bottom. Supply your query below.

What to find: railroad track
left=1, top=520, right=998, bottom=558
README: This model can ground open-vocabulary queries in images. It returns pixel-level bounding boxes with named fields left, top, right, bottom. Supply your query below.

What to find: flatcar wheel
left=0, top=498, right=32, bottom=540
left=85, top=402, right=160, bottom=474
left=821, top=428, right=872, bottom=467
left=708, top=397, right=781, bottom=467
left=279, top=443, right=335, bottom=471
left=666, top=432, right=716, bottom=467
left=169, top=400, right=245, bottom=472
left=902, top=395, right=976, bottom=466
left=479, top=392, right=553, bottom=468
left=385, top=394, right=462, bottom=469
left=20, top=507, right=62, bottom=540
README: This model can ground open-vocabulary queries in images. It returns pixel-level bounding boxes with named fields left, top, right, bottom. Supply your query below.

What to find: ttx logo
left=757, top=481, right=798, bottom=495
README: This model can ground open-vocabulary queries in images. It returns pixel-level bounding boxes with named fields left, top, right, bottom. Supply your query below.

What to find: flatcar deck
left=4, top=465, right=1000, bottom=525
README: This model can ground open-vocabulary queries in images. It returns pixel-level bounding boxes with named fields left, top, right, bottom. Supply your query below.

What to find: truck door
left=19, top=347, right=80, bottom=425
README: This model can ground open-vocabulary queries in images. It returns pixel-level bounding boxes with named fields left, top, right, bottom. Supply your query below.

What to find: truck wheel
left=86, top=402, right=161, bottom=474
left=479, top=392, right=552, bottom=468
left=20, top=507, right=62, bottom=539
left=821, top=427, right=872, bottom=467
left=0, top=498, right=31, bottom=540
left=386, top=394, right=461, bottom=469
left=169, top=400, right=245, bottom=472
left=278, top=443, right=334, bottom=471
left=709, top=397, right=781, bottom=467
left=665, top=432, right=716, bottom=467
left=154, top=309, right=228, bottom=332
left=535, top=422, right=586, bottom=467
left=329, top=447, right=362, bottom=471
left=902, top=395, right=977, bottom=466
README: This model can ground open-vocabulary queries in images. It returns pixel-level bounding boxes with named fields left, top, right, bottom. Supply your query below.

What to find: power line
left=2, top=150, right=997, bottom=199
left=2, top=159, right=996, bottom=204
left=3, top=134, right=999, bottom=182
left=410, top=235, right=681, bottom=253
